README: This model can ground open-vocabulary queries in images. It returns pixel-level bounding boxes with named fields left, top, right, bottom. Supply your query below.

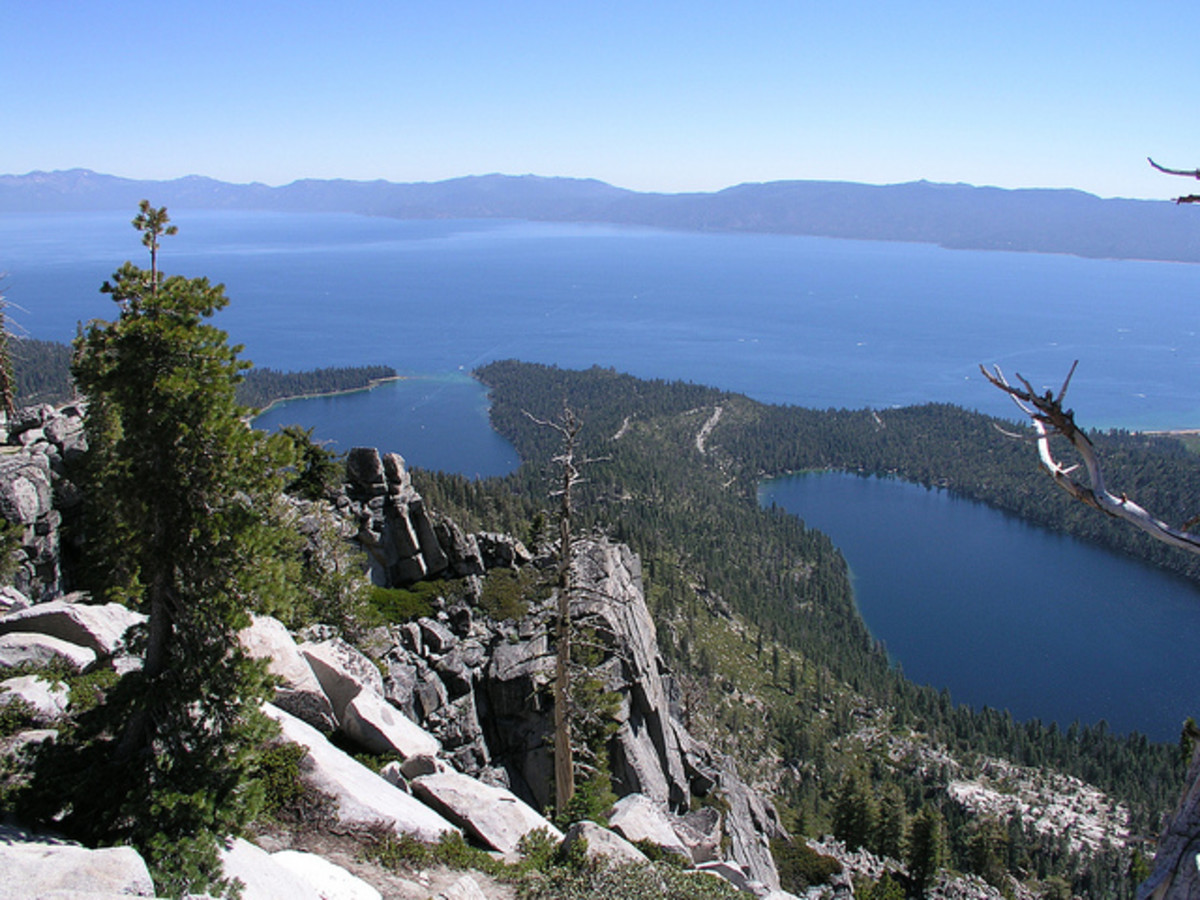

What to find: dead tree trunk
left=526, top=406, right=584, bottom=815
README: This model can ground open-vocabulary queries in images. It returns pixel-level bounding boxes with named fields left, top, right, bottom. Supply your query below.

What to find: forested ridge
left=411, top=359, right=1195, bottom=897
left=6, top=336, right=396, bottom=414
left=234, top=364, right=398, bottom=411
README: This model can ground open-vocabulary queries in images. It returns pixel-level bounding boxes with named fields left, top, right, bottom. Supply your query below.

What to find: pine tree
left=875, top=784, right=908, bottom=860
left=907, top=804, right=949, bottom=895
left=22, top=204, right=301, bottom=897
left=832, top=771, right=878, bottom=851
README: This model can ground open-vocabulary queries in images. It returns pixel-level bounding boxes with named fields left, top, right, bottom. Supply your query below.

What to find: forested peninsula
left=409, top=359, right=1197, bottom=896
left=8, top=339, right=397, bottom=414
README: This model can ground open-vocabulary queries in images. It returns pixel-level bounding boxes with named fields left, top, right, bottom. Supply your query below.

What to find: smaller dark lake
left=759, top=471, right=1200, bottom=741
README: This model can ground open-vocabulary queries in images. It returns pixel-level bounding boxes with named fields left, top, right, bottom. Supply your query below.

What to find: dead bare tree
left=524, top=404, right=593, bottom=814
left=981, top=362, right=1200, bottom=555
left=1148, top=158, right=1200, bottom=205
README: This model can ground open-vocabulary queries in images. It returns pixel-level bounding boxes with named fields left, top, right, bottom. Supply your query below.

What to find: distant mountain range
left=3, top=168, right=1199, bottom=263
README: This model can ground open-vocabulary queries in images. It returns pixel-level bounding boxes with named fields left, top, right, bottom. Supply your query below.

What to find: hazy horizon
left=4, top=2, right=1196, bottom=203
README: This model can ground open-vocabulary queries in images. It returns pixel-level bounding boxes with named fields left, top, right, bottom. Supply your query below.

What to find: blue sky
left=3, top=1, right=1197, bottom=199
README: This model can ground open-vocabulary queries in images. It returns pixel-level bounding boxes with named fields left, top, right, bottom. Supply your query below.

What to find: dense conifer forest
left=7, top=337, right=396, bottom=413
left=233, top=364, right=398, bottom=411
left=413, top=360, right=1194, bottom=897
left=13, top=337, right=73, bottom=406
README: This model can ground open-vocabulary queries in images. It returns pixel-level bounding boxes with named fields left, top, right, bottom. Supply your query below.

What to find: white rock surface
left=0, top=826, right=155, bottom=900
left=270, top=849, right=382, bottom=900
left=0, top=585, right=30, bottom=614
left=0, top=631, right=96, bottom=671
left=561, top=820, right=649, bottom=866
left=411, top=769, right=562, bottom=855
left=341, top=687, right=441, bottom=759
left=1, top=674, right=70, bottom=721
left=263, top=703, right=457, bottom=842
left=219, top=838, right=323, bottom=900
left=0, top=595, right=144, bottom=656
left=239, top=615, right=337, bottom=732
left=299, top=638, right=385, bottom=721
left=607, top=793, right=691, bottom=861
left=696, top=860, right=753, bottom=892
left=435, top=874, right=489, bottom=900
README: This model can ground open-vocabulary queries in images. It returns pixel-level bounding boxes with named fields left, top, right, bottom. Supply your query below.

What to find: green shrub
left=0, top=696, right=36, bottom=737
left=771, top=837, right=842, bottom=892
left=478, top=568, right=530, bottom=621
left=363, top=830, right=505, bottom=878
left=515, top=860, right=743, bottom=900
left=251, top=742, right=308, bottom=819
left=366, top=583, right=440, bottom=622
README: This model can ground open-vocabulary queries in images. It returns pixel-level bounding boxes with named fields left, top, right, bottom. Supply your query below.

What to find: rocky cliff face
left=0, top=436, right=793, bottom=894
left=335, top=446, right=788, bottom=890
left=1139, top=742, right=1200, bottom=900
left=0, top=402, right=86, bottom=602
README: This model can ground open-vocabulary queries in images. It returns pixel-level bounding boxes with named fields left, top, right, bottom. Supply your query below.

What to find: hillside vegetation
left=6, top=337, right=396, bottom=414
left=411, top=360, right=1193, bottom=898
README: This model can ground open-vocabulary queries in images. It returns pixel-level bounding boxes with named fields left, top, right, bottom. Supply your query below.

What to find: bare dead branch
left=1148, top=158, right=1200, bottom=204
left=1148, top=157, right=1200, bottom=180
left=982, top=363, right=1200, bottom=554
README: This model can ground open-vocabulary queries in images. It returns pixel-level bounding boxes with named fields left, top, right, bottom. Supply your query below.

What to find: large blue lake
left=5, top=209, right=1200, bottom=737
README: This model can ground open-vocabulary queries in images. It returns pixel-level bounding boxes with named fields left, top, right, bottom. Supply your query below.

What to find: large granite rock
left=411, top=769, right=562, bottom=855
left=271, top=849, right=382, bottom=900
left=239, top=614, right=336, bottom=732
left=719, top=763, right=786, bottom=892
left=0, top=595, right=145, bottom=656
left=1, top=674, right=70, bottom=722
left=561, top=820, right=650, bottom=867
left=607, top=793, right=692, bottom=862
left=299, top=637, right=384, bottom=721
left=219, top=838, right=323, bottom=900
left=341, top=687, right=442, bottom=759
left=0, top=452, right=52, bottom=525
left=572, top=540, right=690, bottom=808
left=0, top=825, right=155, bottom=900
left=0, top=631, right=96, bottom=671
left=1140, top=741, right=1200, bottom=899
left=263, top=704, right=458, bottom=842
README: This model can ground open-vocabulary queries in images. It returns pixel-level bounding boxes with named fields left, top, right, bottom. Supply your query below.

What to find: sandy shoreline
left=250, top=374, right=405, bottom=417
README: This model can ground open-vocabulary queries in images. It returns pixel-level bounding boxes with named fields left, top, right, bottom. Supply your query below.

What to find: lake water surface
left=760, top=472, right=1200, bottom=740
left=6, top=209, right=1200, bottom=737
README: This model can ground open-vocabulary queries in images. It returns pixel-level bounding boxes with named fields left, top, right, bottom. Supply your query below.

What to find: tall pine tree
left=23, top=203, right=301, bottom=897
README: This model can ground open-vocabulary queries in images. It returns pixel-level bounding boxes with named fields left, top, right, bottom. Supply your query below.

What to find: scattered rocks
left=435, top=873, right=490, bottom=900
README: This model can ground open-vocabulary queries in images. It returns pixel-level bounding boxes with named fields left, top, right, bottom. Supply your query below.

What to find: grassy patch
left=366, top=582, right=443, bottom=623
